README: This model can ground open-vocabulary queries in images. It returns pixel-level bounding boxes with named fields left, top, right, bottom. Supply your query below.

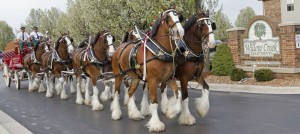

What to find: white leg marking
left=160, top=88, right=168, bottom=114
left=146, top=103, right=165, bottom=132
left=84, top=78, right=91, bottom=106
left=111, top=92, right=121, bottom=120
left=100, top=81, right=111, bottom=102
left=123, top=84, right=129, bottom=106
left=80, top=78, right=86, bottom=93
left=45, top=75, right=53, bottom=98
left=38, top=77, right=46, bottom=93
left=75, top=77, right=84, bottom=104
left=60, top=77, right=69, bottom=100
left=91, top=86, right=103, bottom=111
left=70, top=77, right=76, bottom=94
left=128, top=97, right=144, bottom=120
left=195, top=89, right=210, bottom=117
left=178, top=98, right=196, bottom=125
left=166, top=90, right=181, bottom=119
left=140, top=88, right=150, bottom=116
left=55, top=78, right=62, bottom=95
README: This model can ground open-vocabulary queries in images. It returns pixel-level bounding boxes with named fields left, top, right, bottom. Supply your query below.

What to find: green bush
left=211, top=43, right=235, bottom=76
left=230, top=68, right=245, bottom=81
left=254, top=69, right=274, bottom=82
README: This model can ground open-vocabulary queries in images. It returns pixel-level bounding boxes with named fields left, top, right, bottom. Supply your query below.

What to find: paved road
left=0, top=74, right=300, bottom=134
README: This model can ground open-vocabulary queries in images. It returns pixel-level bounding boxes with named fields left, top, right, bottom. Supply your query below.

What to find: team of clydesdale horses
left=21, top=6, right=216, bottom=132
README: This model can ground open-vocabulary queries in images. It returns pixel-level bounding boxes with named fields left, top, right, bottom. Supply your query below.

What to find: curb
left=0, top=110, right=32, bottom=134
left=184, top=82, right=300, bottom=94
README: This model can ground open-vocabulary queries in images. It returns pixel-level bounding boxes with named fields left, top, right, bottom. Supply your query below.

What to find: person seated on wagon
left=30, top=26, right=43, bottom=47
left=16, top=26, right=31, bottom=53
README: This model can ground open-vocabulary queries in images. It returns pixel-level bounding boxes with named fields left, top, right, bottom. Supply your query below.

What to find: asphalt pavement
left=0, top=74, right=300, bottom=134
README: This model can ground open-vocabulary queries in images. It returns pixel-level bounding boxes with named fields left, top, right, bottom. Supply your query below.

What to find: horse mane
left=183, top=13, right=209, bottom=32
left=91, top=31, right=101, bottom=46
left=121, top=31, right=129, bottom=43
left=78, top=39, right=89, bottom=48
left=150, top=15, right=162, bottom=37
left=55, top=36, right=62, bottom=50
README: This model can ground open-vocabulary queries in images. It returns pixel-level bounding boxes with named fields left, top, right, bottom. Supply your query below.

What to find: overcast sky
left=0, top=0, right=263, bottom=33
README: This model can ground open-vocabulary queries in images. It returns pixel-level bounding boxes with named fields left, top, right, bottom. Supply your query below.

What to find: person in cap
left=16, top=26, right=31, bottom=53
left=30, top=26, right=43, bottom=47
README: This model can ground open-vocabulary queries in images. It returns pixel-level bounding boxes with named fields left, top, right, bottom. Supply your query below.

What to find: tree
left=235, top=7, right=256, bottom=27
left=0, top=20, right=15, bottom=50
left=213, top=12, right=232, bottom=42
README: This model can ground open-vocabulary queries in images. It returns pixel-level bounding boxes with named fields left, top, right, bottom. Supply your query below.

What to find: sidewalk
left=0, top=110, right=32, bottom=134
left=185, top=82, right=300, bottom=94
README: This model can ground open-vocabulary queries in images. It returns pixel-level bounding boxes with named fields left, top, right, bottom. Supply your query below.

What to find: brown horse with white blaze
left=160, top=12, right=216, bottom=125
left=23, top=40, right=50, bottom=92
left=111, top=6, right=184, bottom=132
left=72, top=30, right=115, bottom=111
left=41, top=33, right=75, bottom=99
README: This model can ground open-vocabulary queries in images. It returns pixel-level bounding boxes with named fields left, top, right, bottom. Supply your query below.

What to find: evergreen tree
left=211, top=43, right=235, bottom=76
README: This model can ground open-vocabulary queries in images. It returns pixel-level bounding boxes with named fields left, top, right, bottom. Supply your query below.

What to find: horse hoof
left=92, top=104, right=104, bottom=111
left=178, top=114, right=196, bottom=125
left=146, top=119, right=165, bottom=132
left=76, top=100, right=83, bottom=105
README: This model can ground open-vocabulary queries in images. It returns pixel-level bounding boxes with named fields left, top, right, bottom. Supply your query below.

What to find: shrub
left=211, top=43, right=235, bottom=76
left=254, top=69, right=274, bottom=82
left=230, top=68, right=245, bottom=81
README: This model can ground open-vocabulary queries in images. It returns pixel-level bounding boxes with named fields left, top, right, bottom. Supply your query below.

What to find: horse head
left=158, top=5, right=185, bottom=40
left=188, top=12, right=216, bottom=48
left=93, top=30, right=115, bottom=58
left=57, top=32, right=74, bottom=55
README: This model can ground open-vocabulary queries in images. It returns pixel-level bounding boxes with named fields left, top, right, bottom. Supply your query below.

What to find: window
left=287, top=4, right=294, bottom=11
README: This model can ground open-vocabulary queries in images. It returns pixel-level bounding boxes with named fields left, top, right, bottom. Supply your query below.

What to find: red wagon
left=2, top=43, right=32, bottom=89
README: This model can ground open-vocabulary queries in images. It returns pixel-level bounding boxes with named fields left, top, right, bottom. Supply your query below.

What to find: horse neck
left=154, top=25, right=174, bottom=53
left=93, top=40, right=107, bottom=61
left=184, top=27, right=203, bottom=54
left=35, top=46, right=45, bottom=61
left=57, top=43, right=69, bottom=60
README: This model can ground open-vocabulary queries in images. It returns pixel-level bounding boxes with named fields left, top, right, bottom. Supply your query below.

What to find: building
left=227, top=0, right=300, bottom=77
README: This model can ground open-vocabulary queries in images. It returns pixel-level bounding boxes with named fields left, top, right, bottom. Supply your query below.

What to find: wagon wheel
left=14, top=71, right=20, bottom=90
left=3, top=64, right=11, bottom=87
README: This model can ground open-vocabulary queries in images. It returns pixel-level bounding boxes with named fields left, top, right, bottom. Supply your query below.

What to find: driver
left=16, top=26, right=31, bottom=53
left=30, top=26, right=43, bottom=47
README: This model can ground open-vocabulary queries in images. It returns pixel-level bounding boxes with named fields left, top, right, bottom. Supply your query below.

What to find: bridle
left=193, top=17, right=216, bottom=45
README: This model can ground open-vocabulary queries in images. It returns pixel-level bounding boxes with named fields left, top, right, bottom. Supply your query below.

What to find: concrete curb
left=184, top=82, right=300, bottom=94
left=0, top=110, right=32, bottom=134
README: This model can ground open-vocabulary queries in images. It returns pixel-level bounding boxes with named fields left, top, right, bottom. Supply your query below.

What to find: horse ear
left=162, top=6, right=167, bottom=11
left=60, top=31, right=64, bottom=35
left=112, top=36, right=116, bottom=42
left=67, top=31, right=70, bottom=35
left=206, top=10, right=210, bottom=16
left=179, top=14, right=185, bottom=23
left=171, top=5, right=176, bottom=9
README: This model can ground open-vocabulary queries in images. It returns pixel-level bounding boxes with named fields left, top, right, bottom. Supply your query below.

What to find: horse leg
left=110, top=75, right=122, bottom=120
left=80, top=77, right=86, bottom=93
left=75, top=76, right=84, bottom=104
left=100, top=80, right=112, bottom=102
left=59, top=76, right=69, bottom=100
left=160, top=82, right=168, bottom=114
left=49, top=75, right=55, bottom=95
left=38, top=75, right=46, bottom=93
left=27, top=72, right=34, bottom=92
left=45, top=73, right=54, bottom=98
left=69, top=76, right=76, bottom=94
left=146, top=80, right=165, bottom=132
left=91, top=77, right=103, bottom=111
left=123, top=78, right=130, bottom=105
left=84, top=77, right=91, bottom=106
left=178, top=77, right=196, bottom=125
left=55, top=77, right=63, bottom=95
left=195, top=73, right=210, bottom=117
left=165, top=78, right=181, bottom=119
left=140, top=84, right=150, bottom=116
left=127, top=78, right=144, bottom=120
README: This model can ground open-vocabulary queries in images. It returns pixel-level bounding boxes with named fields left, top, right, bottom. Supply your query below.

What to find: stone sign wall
left=227, top=15, right=300, bottom=77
